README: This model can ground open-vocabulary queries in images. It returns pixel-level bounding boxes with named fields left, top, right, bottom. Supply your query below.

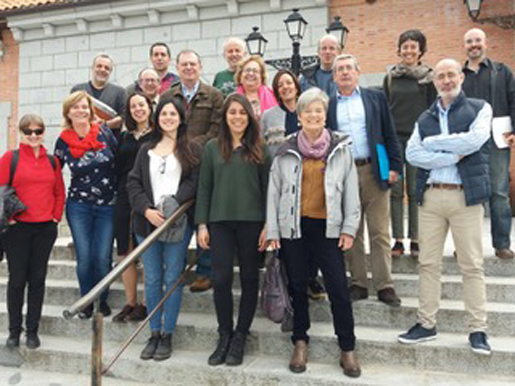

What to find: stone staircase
left=1, top=235, right=515, bottom=385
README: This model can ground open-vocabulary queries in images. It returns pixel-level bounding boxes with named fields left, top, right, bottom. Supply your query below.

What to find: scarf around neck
left=297, top=129, right=331, bottom=160
left=389, top=63, right=433, bottom=84
left=60, top=122, right=105, bottom=158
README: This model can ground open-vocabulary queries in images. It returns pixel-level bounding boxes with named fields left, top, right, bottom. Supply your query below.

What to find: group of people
left=1, top=24, right=513, bottom=377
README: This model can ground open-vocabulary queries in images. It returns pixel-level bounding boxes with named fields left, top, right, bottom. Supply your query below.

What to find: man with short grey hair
left=300, top=34, right=341, bottom=96
left=327, top=53, right=402, bottom=307
left=399, top=58, right=492, bottom=355
left=71, top=53, right=126, bottom=129
left=213, top=37, right=247, bottom=97
left=137, top=68, right=161, bottom=108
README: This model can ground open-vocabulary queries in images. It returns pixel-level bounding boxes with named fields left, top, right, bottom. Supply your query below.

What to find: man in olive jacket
left=161, top=50, right=224, bottom=291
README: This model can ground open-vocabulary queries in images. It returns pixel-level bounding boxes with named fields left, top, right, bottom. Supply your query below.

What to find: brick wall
left=329, top=0, right=515, bottom=73
left=0, top=28, right=19, bottom=150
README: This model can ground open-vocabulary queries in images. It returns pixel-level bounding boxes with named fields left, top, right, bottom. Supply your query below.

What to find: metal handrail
left=63, top=199, right=194, bottom=319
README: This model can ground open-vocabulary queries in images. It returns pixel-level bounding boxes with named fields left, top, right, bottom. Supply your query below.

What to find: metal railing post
left=91, top=299, right=103, bottom=386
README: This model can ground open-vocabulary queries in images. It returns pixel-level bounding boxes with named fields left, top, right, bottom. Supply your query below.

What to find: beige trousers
left=417, top=187, right=488, bottom=332
left=347, top=164, right=394, bottom=291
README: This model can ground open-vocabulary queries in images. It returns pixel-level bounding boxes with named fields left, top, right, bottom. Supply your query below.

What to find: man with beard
left=462, top=28, right=515, bottom=259
left=399, top=59, right=492, bottom=355
left=71, top=53, right=126, bottom=129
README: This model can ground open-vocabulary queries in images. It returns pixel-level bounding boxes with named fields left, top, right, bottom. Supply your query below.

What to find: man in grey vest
left=399, top=59, right=492, bottom=355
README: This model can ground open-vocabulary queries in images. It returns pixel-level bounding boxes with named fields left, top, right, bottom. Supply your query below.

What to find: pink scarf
left=297, top=129, right=331, bottom=159
left=237, top=85, right=278, bottom=114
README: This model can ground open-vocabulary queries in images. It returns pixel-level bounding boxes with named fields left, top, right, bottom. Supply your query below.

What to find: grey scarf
left=389, top=63, right=433, bottom=85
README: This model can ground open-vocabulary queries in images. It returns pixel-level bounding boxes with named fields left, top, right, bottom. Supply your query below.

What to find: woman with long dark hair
left=0, top=115, right=65, bottom=349
left=196, top=93, right=271, bottom=367
left=127, top=97, right=200, bottom=361
left=112, top=93, right=153, bottom=323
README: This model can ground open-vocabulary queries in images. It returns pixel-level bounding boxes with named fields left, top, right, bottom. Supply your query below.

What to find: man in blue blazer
left=327, top=54, right=403, bottom=306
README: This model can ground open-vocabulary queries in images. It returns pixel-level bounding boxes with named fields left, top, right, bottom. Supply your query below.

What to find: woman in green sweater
left=196, top=93, right=271, bottom=367
left=383, top=29, right=437, bottom=258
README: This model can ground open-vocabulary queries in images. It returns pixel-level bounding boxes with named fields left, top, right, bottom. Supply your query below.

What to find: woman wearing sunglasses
left=0, top=114, right=65, bottom=349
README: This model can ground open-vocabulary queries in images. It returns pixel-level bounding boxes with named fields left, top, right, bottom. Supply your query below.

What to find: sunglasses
left=21, top=128, right=44, bottom=136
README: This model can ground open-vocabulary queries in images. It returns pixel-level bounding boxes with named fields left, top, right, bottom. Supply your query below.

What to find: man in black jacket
left=462, top=28, right=515, bottom=259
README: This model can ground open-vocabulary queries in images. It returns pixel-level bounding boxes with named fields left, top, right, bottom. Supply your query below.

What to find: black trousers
left=210, top=221, right=263, bottom=334
left=4, top=221, right=57, bottom=334
left=281, top=218, right=356, bottom=351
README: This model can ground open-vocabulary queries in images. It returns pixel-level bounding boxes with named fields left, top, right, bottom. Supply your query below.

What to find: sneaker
left=349, top=285, right=368, bottom=302
left=398, top=323, right=437, bottom=344
left=190, top=276, right=213, bottom=293
left=112, top=304, right=134, bottom=322
left=140, top=332, right=161, bottom=360
left=225, top=331, right=247, bottom=366
left=469, top=332, right=491, bottom=355
left=153, top=333, right=172, bottom=361
left=126, top=303, right=147, bottom=322
left=307, top=278, right=326, bottom=301
left=410, top=242, right=419, bottom=258
left=377, top=287, right=401, bottom=307
left=391, top=241, right=405, bottom=257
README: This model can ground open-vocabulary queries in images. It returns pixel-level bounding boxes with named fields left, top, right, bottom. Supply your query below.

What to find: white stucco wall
left=8, top=0, right=329, bottom=149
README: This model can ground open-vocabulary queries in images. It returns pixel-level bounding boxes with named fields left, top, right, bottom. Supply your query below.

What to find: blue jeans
left=489, top=141, right=512, bottom=249
left=66, top=201, right=115, bottom=303
left=195, top=247, right=212, bottom=278
left=136, top=225, right=193, bottom=334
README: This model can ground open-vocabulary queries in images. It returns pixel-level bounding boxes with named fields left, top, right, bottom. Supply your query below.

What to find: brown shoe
left=289, top=340, right=308, bottom=373
left=112, top=304, right=134, bottom=322
left=495, top=248, right=515, bottom=259
left=377, top=287, right=401, bottom=307
left=349, top=285, right=368, bottom=302
left=126, top=303, right=147, bottom=322
left=340, top=351, right=361, bottom=378
left=190, top=276, right=213, bottom=293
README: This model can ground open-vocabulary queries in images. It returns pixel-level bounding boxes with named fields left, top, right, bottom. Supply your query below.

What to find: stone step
left=1, top=310, right=515, bottom=380
left=46, top=237, right=515, bottom=277
left=2, top=258, right=515, bottom=304
left=0, top=366, right=161, bottom=386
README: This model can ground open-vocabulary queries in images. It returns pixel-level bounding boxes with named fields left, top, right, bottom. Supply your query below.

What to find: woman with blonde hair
left=235, top=55, right=278, bottom=119
left=0, top=114, right=65, bottom=349
left=55, top=90, right=118, bottom=319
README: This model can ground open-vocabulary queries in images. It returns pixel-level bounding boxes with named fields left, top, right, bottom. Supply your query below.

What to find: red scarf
left=60, top=123, right=105, bottom=158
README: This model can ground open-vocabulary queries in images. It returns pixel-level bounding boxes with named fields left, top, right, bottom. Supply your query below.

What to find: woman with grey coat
left=266, top=88, right=362, bottom=378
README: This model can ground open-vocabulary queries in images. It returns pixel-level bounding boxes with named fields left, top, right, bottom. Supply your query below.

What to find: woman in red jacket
left=0, top=114, right=65, bottom=350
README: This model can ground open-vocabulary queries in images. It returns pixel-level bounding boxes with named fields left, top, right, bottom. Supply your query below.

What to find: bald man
left=462, top=28, right=515, bottom=260
left=399, top=59, right=492, bottom=355
left=300, top=35, right=341, bottom=96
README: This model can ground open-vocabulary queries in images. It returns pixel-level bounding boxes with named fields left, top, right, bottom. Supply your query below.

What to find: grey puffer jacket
left=267, top=130, right=361, bottom=240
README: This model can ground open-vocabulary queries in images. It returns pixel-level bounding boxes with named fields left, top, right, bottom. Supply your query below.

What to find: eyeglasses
left=243, top=68, right=260, bottom=74
left=21, top=128, right=44, bottom=136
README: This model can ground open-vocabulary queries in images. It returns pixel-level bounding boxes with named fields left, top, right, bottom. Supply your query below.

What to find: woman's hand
left=269, top=239, right=281, bottom=250
left=258, top=225, right=268, bottom=252
left=338, top=234, right=354, bottom=251
left=197, top=224, right=210, bottom=250
left=144, top=208, right=165, bottom=228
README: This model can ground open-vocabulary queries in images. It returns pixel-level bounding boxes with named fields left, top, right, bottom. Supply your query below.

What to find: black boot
left=208, top=331, right=232, bottom=366
left=26, top=331, right=41, bottom=349
left=6, top=331, right=21, bottom=349
left=153, top=333, right=172, bottom=361
left=225, top=331, right=247, bottom=366
left=140, top=332, right=161, bottom=360
left=78, top=304, right=94, bottom=320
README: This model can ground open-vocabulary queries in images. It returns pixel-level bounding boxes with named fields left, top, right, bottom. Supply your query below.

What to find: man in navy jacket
left=327, top=54, right=402, bottom=307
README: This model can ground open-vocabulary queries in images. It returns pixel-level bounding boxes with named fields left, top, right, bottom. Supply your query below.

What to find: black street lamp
left=245, top=26, right=268, bottom=57
left=326, top=16, right=350, bottom=50
left=464, top=0, right=483, bottom=21
left=284, top=8, right=308, bottom=76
